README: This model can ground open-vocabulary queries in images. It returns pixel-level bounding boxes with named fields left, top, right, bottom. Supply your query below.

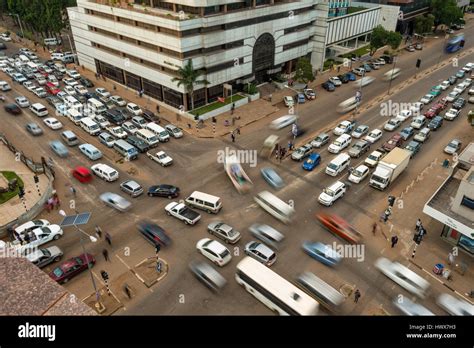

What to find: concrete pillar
left=355, top=37, right=359, bottom=48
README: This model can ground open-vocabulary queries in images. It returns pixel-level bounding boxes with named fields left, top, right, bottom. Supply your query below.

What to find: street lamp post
left=58, top=210, right=104, bottom=312
left=8, top=13, right=24, bottom=39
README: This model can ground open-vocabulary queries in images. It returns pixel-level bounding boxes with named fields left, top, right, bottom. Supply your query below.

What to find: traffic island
left=83, top=288, right=123, bottom=315
left=133, top=257, right=169, bottom=288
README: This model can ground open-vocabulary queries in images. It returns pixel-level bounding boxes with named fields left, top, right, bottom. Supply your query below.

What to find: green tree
left=415, top=14, right=435, bottom=34
left=431, top=0, right=463, bottom=30
left=294, top=57, right=314, bottom=83
left=386, top=31, right=402, bottom=50
left=369, top=25, right=387, bottom=54
left=171, top=60, right=209, bottom=111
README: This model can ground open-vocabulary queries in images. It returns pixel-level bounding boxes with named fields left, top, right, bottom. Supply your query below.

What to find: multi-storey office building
left=68, top=0, right=329, bottom=111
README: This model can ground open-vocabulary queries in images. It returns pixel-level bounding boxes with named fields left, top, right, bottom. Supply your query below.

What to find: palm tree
left=172, top=60, right=209, bottom=111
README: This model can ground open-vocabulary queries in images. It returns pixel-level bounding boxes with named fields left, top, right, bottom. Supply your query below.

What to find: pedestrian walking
left=274, top=143, right=279, bottom=154
left=391, top=235, right=399, bottom=248
left=354, top=289, right=361, bottom=303
left=102, top=248, right=109, bottom=262
left=113, top=84, right=117, bottom=91
left=448, top=252, right=455, bottom=265
left=156, top=105, right=160, bottom=114
left=231, top=132, right=235, bottom=143
left=123, top=283, right=132, bottom=299
left=95, top=225, right=102, bottom=239
left=70, top=186, right=76, bottom=197
left=288, top=141, right=293, bottom=151
left=415, top=218, right=422, bottom=232
left=231, top=116, right=236, bottom=126
left=337, top=65, right=341, bottom=73
left=281, top=148, right=287, bottom=158
left=380, top=212, right=388, bottom=224
left=236, top=127, right=240, bottom=135
left=105, top=232, right=112, bottom=246
left=372, top=222, right=378, bottom=235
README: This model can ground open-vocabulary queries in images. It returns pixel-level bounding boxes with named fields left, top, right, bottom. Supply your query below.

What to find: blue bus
left=445, top=34, right=465, bottom=53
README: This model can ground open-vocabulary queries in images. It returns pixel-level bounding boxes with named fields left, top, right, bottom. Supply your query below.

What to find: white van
left=87, top=98, right=107, bottom=115
left=91, top=163, right=119, bottom=182
left=254, top=191, right=295, bottom=224
left=145, top=122, right=170, bottom=142
left=185, top=191, right=222, bottom=214
left=135, top=129, right=159, bottom=148
left=325, top=153, right=351, bottom=176
left=328, top=134, right=352, bottom=154
left=64, top=96, right=81, bottom=110
left=19, top=55, right=29, bottom=64
left=44, top=37, right=61, bottom=46
left=51, top=52, right=64, bottom=61
left=53, top=62, right=66, bottom=73
left=67, top=108, right=84, bottom=125
left=80, top=117, right=101, bottom=136
left=113, top=139, right=138, bottom=161
left=26, top=61, right=38, bottom=72
left=29, top=103, right=48, bottom=117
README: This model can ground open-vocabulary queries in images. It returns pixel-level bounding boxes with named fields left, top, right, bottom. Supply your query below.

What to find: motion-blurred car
left=99, top=192, right=132, bottom=212
left=302, top=241, right=341, bottom=266
left=437, top=293, right=474, bottom=316
left=249, top=223, right=285, bottom=250
left=26, top=122, right=43, bottom=136
left=189, top=261, right=227, bottom=292
left=49, top=140, right=69, bottom=158
left=138, top=221, right=171, bottom=247
left=269, top=115, right=298, bottom=130
left=207, top=221, right=241, bottom=244
left=393, top=297, right=434, bottom=316
left=72, top=166, right=93, bottom=183
left=316, top=213, right=362, bottom=244
left=261, top=167, right=284, bottom=189
left=49, top=253, right=95, bottom=284
left=4, top=103, right=22, bottom=115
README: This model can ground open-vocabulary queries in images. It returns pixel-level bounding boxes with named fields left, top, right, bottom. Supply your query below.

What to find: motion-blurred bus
left=445, top=34, right=465, bottom=53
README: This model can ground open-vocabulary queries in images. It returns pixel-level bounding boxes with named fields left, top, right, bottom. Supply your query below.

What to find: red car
left=435, top=98, right=448, bottom=110
left=72, top=166, right=93, bottom=183
left=382, top=133, right=403, bottom=152
left=424, top=107, right=440, bottom=119
left=49, top=253, right=95, bottom=284
left=46, top=82, right=61, bottom=95
left=316, top=213, right=362, bottom=244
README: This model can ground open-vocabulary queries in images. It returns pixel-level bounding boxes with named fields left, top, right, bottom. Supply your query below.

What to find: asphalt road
left=1, top=24, right=472, bottom=315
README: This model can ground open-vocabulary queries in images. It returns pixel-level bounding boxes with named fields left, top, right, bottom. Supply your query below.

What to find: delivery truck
left=369, top=148, right=411, bottom=190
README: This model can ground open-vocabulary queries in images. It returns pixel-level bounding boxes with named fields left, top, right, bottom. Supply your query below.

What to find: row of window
left=86, top=6, right=314, bottom=38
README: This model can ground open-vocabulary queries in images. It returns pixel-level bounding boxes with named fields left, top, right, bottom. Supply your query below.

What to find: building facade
left=68, top=0, right=328, bottom=111
left=423, top=144, right=474, bottom=255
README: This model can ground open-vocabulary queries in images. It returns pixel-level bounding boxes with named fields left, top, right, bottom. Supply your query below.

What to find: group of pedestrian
left=274, top=144, right=287, bottom=162
left=45, top=193, right=61, bottom=212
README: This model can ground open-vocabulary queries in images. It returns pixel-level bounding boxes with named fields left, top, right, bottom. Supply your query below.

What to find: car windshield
left=353, top=170, right=363, bottom=177
left=315, top=137, right=323, bottom=142
left=327, top=163, right=338, bottom=170
left=332, top=141, right=341, bottom=147
left=368, top=154, right=378, bottom=160
left=52, top=267, right=64, bottom=277
left=219, top=249, right=230, bottom=258
left=306, top=159, right=314, bottom=164
left=323, top=189, right=335, bottom=196
left=368, top=133, right=377, bottom=137
left=355, top=127, right=364, bottom=133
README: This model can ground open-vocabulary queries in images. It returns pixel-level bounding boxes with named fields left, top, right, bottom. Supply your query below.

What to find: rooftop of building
left=0, top=257, right=96, bottom=316
left=426, top=167, right=474, bottom=231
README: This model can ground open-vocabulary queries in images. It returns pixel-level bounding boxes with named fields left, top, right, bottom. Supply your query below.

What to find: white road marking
left=115, top=254, right=132, bottom=270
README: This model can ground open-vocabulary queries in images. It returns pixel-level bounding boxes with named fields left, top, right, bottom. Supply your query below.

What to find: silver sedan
left=99, top=192, right=131, bottom=212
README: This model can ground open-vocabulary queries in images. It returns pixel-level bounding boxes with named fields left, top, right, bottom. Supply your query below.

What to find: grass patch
left=340, top=44, right=371, bottom=59
left=348, top=7, right=367, bottom=15
left=0, top=171, right=23, bottom=205
left=190, top=94, right=246, bottom=116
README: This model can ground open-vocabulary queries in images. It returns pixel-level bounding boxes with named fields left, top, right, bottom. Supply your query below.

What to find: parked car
left=382, top=133, right=403, bottom=152
left=444, top=139, right=462, bottom=154
left=420, top=94, right=434, bottom=104
left=110, top=95, right=127, bottom=107
left=453, top=97, right=466, bottom=110
left=351, top=125, right=369, bottom=138
left=304, top=88, right=316, bottom=99
left=413, top=127, right=431, bottom=143
left=399, top=127, right=414, bottom=141
left=196, top=238, right=231, bottom=267
left=302, top=153, right=321, bottom=171
left=147, top=184, right=180, bottom=198
left=345, top=72, right=356, bottom=81
left=348, top=140, right=370, bottom=158
left=120, top=180, right=143, bottom=197
left=364, top=150, right=385, bottom=168
left=207, top=221, right=241, bottom=244
left=383, top=117, right=403, bottom=131
left=244, top=241, right=277, bottom=266
left=98, top=132, right=115, bottom=148
left=283, top=96, right=294, bottom=107
left=165, top=124, right=183, bottom=138
left=364, top=129, right=383, bottom=144
left=444, top=108, right=460, bottom=121
left=95, top=87, right=111, bottom=99
left=291, top=144, right=313, bottom=161
left=427, top=116, right=443, bottom=131
left=26, top=246, right=63, bottom=268
left=296, top=93, right=306, bottom=103
left=302, top=241, right=341, bottom=266
left=49, top=253, right=96, bottom=284
left=337, top=74, right=349, bottom=83
left=405, top=140, right=422, bottom=157
left=405, top=45, right=415, bottom=52
left=310, top=133, right=330, bottom=148
left=333, top=120, right=356, bottom=135
left=43, top=117, right=63, bottom=130
left=318, top=181, right=346, bottom=206
left=121, top=121, right=139, bottom=135
left=322, top=81, right=336, bottom=91
left=329, top=76, right=342, bottom=86
left=260, top=167, right=284, bottom=189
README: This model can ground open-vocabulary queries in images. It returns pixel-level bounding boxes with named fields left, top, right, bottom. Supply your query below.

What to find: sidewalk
left=0, top=143, right=48, bottom=228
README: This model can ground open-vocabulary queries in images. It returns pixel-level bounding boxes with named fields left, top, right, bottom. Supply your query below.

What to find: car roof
left=207, top=240, right=227, bottom=253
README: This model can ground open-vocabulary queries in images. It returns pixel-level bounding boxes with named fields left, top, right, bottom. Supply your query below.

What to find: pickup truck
left=165, top=202, right=201, bottom=225
left=147, top=151, right=173, bottom=166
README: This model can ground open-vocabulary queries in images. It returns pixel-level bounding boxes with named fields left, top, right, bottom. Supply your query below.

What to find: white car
left=393, top=297, right=434, bottom=316
left=464, top=78, right=472, bottom=87
left=333, top=120, right=355, bottom=135
left=196, top=238, right=232, bottom=267
left=131, top=116, right=147, bottom=129
left=420, top=94, right=434, bottom=104
left=328, top=134, right=351, bottom=154
left=409, top=102, right=424, bottom=114
left=364, top=129, right=383, bottom=144
left=469, top=87, right=474, bottom=95
left=16, top=225, right=64, bottom=252
left=74, top=84, right=88, bottom=95
left=396, top=109, right=412, bottom=121
left=64, top=85, right=76, bottom=96
left=15, top=219, right=50, bottom=236
left=126, top=102, right=143, bottom=116
left=351, top=125, right=369, bottom=138
left=15, top=96, right=30, bottom=108
left=444, top=139, right=462, bottom=154
left=96, top=88, right=111, bottom=99
left=43, top=117, right=63, bottom=130
left=13, top=73, right=27, bottom=83
left=63, top=78, right=78, bottom=87
left=318, top=181, right=346, bottom=206
left=23, top=81, right=36, bottom=92
left=147, top=151, right=173, bottom=166
left=439, top=80, right=451, bottom=90
left=436, top=293, right=474, bottom=316
left=410, top=115, right=426, bottom=129
left=94, top=115, right=111, bottom=129
left=269, top=115, right=298, bottom=130
left=99, top=192, right=132, bottom=212
left=453, top=83, right=467, bottom=94
left=165, top=124, right=183, bottom=138
left=48, top=75, right=59, bottom=87
left=329, top=76, right=342, bottom=86
left=33, top=87, right=47, bottom=98
left=375, top=257, right=430, bottom=298
left=446, top=90, right=460, bottom=102
left=107, top=126, right=127, bottom=139
left=348, top=165, right=369, bottom=184
left=122, top=121, right=138, bottom=135
left=110, top=95, right=127, bottom=106
left=383, top=117, right=403, bottom=131
left=0, top=33, right=12, bottom=41
left=444, top=108, right=460, bottom=121
left=364, top=150, right=385, bottom=168
left=283, top=96, right=294, bottom=107
left=66, top=69, right=81, bottom=79
left=413, top=127, right=431, bottom=143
